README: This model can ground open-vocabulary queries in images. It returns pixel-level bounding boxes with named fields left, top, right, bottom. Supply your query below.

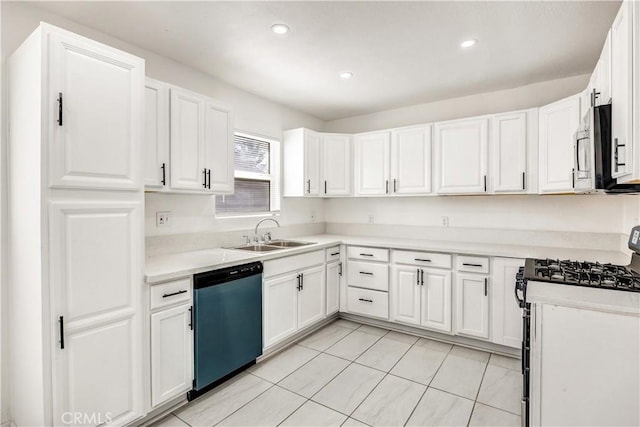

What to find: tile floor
left=152, top=319, right=522, bottom=427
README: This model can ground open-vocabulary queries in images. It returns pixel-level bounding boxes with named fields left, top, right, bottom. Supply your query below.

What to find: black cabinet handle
left=360, top=253, right=374, bottom=257
left=484, top=278, right=488, bottom=296
left=572, top=168, right=575, bottom=188
left=415, top=258, right=431, bottom=263
left=202, top=169, right=207, bottom=188
left=358, top=298, right=373, bottom=303
left=359, top=271, right=373, bottom=276
left=484, top=175, right=487, bottom=192
left=416, top=269, right=420, bottom=285
left=163, top=289, right=187, bottom=298
left=522, top=171, right=526, bottom=190
left=188, top=306, right=193, bottom=330
left=301, top=273, right=304, bottom=290
left=338, top=262, right=343, bottom=276
left=421, top=269, right=424, bottom=286
left=330, top=252, right=340, bottom=256
left=385, top=180, right=389, bottom=194
left=394, top=179, right=397, bottom=193
left=59, top=316, right=65, bottom=349
left=296, top=274, right=301, bottom=291
left=463, top=263, right=483, bottom=268
left=57, top=92, right=63, bottom=126
left=207, top=169, right=212, bottom=189
left=161, top=163, right=166, bottom=186
left=306, top=179, right=311, bottom=193
left=324, top=180, right=327, bottom=194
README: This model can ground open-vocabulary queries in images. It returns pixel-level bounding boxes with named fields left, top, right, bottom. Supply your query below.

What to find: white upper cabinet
left=491, top=111, right=531, bottom=193
left=590, top=30, right=612, bottom=107
left=169, top=87, right=234, bottom=193
left=354, top=131, right=391, bottom=195
left=322, top=133, right=352, bottom=196
left=611, top=1, right=633, bottom=180
left=203, top=100, right=234, bottom=194
left=49, top=28, right=144, bottom=191
left=434, top=117, right=489, bottom=194
left=144, top=78, right=169, bottom=189
left=390, top=125, right=432, bottom=195
left=304, top=130, right=322, bottom=196
left=538, top=94, right=580, bottom=193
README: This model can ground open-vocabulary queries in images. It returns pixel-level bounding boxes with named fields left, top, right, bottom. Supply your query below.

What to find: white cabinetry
left=390, top=125, right=432, bottom=194
left=434, top=117, right=489, bottom=194
left=346, top=246, right=390, bottom=319
left=326, top=246, right=343, bottom=315
left=170, top=87, right=234, bottom=193
left=144, top=78, right=170, bottom=189
left=611, top=1, right=634, bottom=181
left=589, top=30, right=612, bottom=107
left=263, top=251, right=326, bottom=348
left=149, top=278, right=193, bottom=408
left=491, top=110, right=538, bottom=193
left=491, top=258, right=524, bottom=349
left=9, top=23, right=144, bottom=426
left=538, top=94, right=580, bottom=193
left=354, top=131, right=391, bottom=195
left=283, top=129, right=351, bottom=197
left=455, top=256, right=490, bottom=340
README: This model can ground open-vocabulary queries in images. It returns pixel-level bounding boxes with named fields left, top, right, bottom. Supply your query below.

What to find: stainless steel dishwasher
left=188, top=261, right=263, bottom=401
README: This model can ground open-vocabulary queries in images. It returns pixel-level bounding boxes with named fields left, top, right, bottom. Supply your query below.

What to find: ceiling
left=28, top=1, right=620, bottom=121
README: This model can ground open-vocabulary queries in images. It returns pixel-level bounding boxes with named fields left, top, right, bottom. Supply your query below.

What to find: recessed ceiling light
left=340, top=72, right=353, bottom=79
left=271, top=24, right=290, bottom=35
left=461, top=39, right=477, bottom=48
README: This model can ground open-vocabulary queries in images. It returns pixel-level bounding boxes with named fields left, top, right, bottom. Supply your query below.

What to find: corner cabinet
left=538, top=94, right=581, bottom=193
left=9, top=23, right=144, bottom=426
left=145, top=81, right=234, bottom=194
left=434, top=117, right=489, bottom=194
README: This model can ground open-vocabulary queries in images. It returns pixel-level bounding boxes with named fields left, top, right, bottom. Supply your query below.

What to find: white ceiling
left=30, top=1, right=620, bottom=121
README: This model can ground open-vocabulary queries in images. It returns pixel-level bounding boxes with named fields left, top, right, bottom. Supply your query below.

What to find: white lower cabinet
left=391, top=265, right=452, bottom=333
left=263, top=251, right=326, bottom=348
left=455, top=273, right=490, bottom=339
left=491, top=258, right=524, bottom=348
left=347, top=287, right=389, bottom=319
left=326, top=261, right=342, bottom=316
left=150, top=303, right=193, bottom=407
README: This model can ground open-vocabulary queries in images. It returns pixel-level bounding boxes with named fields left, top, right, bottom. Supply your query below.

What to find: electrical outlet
left=311, top=211, right=317, bottom=222
left=368, top=215, right=375, bottom=224
left=441, top=216, right=449, bottom=227
left=156, top=211, right=170, bottom=227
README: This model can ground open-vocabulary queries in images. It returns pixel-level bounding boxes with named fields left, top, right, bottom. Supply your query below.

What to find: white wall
left=323, top=74, right=590, bottom=133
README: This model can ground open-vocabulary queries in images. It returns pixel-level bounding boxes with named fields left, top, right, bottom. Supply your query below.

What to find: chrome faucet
left=254, top=218, right=280, bottom=242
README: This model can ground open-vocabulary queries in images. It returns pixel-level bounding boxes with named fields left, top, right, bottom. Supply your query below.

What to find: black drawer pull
left=415, top=258, right=431, bottom=262
left=462, top=263, right=483, bottom=268
left=359, top=271, right=373, bottom=276
left=331, top=252, right=340, bottom=256
left=59, top=316, right=65, bottom=349
left=360, top=253, right=374, bottom=257
left=163, top=289, right=187, bottom=298
left=358, top=298, right=373, bottom=303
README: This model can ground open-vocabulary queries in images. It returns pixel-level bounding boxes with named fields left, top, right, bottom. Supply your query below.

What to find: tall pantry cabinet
left=9, top=23, right=145, bottom=426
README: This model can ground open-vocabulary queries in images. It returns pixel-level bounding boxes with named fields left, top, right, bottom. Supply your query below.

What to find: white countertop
left=145, top=233, right=631, bottom=284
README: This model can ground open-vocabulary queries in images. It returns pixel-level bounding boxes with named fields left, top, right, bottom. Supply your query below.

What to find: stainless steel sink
left=266, top=240, right=314, bottom=248
left=227, top=240, right=316, bottom=252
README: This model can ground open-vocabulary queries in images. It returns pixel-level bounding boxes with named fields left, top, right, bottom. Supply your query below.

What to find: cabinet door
left=598, top=30, right=612, bottom=105
left=455, top=273, right=490, bottom=339
left=322, top=134, right=352, bottom=196
left=49, top=201, right=143, bottom=426
left=390, top=126, right=432, bottom=194
left=390, top=266, right=421, bottom=326
left=435, top=118, right=488, bottom=194
left=298, top=266, right=326, bottom=330
left=421, top=268, right=452, bottom=333
left=354, top=132, right=391, bottom=195
left=491, top=258, right=524, bottom=349
left=538, top=95, right=580, bottom=193
left=326, top=262, right=341, bottom=315
left=611, top=1, right=633, bottom=179
left=304, top=130, right=322, bottom=196
left=170, top=88, right=207, bottom=191
left=151, top=304, right=193, bottom=407
left=263, top=274, right=298, bottom=348
left=492, top=112, right=527, bottom=193
left=204, top=100, right=234, bottom=194
left=48, top=29, right=143, bottom=190
left=145, top=78, right=169, bottom=189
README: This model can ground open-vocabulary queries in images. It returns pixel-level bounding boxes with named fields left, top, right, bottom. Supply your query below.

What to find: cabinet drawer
left=150, top=277, right=192, bottom=310
left=348, top=246, right=389, bottom=262
left=263, top=250, right=324, bottom=278
left=457, top=255, right=490, bottom=274
left=326, top=246, right=341, bottom=262
left=347, top=287, right=389, bottom=320
left=347, top=261, right=389, bottom=291
left=392, top=250, right=452, bottom=269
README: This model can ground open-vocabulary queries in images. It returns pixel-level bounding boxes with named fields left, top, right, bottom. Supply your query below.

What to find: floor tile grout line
left=466, top=356, right=490, bottom=427
left=270, top=346, right=325, bottom=386
left=323, top=327, right=385, bottom=361
left=274, top=394, right=310, bottom=427
left=213, top=381, right=277, bottom=426
left=402, top=381, right=430, bottom=427
left=170, top=412, right=192, bottom=427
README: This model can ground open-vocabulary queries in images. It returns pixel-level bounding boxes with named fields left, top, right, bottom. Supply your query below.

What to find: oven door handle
left=515, top=281, right=526, bottom=308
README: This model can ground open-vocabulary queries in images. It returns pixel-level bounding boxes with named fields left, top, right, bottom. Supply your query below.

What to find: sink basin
left=266, top=240, right=315, bottom=248
left=229, top=244, right=284, bottom=252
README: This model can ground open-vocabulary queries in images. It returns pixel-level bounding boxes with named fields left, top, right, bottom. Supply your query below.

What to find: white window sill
left=215, top=211, right=281, bottom=220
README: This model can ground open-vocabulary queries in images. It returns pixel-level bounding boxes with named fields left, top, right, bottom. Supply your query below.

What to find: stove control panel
left=628, top=226, right=640, bottom=254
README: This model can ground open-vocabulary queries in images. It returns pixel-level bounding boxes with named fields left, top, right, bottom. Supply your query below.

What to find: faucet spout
left=254, top=218, right=281, bottom=242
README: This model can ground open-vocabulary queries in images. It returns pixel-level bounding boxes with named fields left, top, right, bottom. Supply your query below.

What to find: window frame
left=215, top=131, right=281, bottom=218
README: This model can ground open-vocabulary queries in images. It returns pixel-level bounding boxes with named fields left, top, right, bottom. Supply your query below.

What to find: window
left=215, top=132, right=280, bottom=215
